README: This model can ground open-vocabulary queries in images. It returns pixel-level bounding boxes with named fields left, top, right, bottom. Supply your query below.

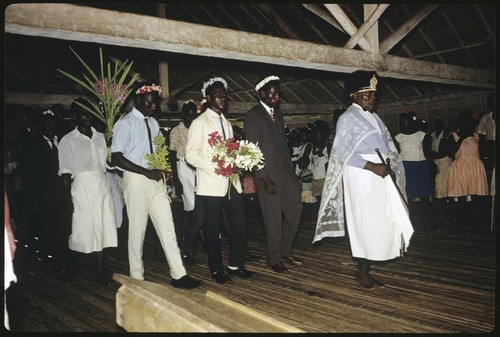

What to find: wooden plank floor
left=5, top=211, right=495, bottom=333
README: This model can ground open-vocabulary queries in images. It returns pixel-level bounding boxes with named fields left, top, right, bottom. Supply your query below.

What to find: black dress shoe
left=226, top=267, right=257, bottom=279
left=171, top=275, right=203, bottom=289
left=282, top=256, right=303, bottom=266
left=270, top=262, right=288, bottom=274
left=212, top=271, right=232, bottom=284
left=245, top=252, right=261, bottom=262
left=183, top=255, right=199, bottom=266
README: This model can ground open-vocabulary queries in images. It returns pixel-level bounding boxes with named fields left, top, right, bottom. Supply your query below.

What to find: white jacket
left=186, top=108, right=242, bottom=196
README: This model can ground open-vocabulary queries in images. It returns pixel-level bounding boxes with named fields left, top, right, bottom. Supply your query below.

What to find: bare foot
left=356, top=273, right=376, bottom=289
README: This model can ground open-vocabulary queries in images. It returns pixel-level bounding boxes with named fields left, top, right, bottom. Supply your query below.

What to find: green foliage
left=57, top=46, right=140, bottom=140
left=145, top=136, right=172, bottom=172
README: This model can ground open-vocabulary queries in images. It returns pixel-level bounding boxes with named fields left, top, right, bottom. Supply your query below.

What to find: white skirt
left=343, top=154, right=413, bottom=261
left=69, top=171, right=118, bottom=253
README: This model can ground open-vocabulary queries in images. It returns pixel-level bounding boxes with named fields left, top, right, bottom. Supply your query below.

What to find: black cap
left=344, top=70, right=378, bottom=97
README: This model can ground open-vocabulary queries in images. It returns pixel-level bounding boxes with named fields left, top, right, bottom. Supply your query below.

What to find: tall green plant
left=57, top=46, right=140, bottom=141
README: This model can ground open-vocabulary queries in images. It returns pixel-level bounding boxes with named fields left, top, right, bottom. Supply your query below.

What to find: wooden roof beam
left=5, top=3, right=494, bottom=88
left=344, top=4, right=389, bottom=50
left=301, top=4, right=345, bottom=33
left=323, top=4, right=373, bottom=52
left=379, top=4, right=439, bottom=54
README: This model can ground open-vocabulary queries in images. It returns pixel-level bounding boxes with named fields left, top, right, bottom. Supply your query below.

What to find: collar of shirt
left=43, top=135, right=57, bottom=148
left=205, top=108, right=226, bottom=121
left=260, top=101, right=274, bottom=115
left=206, top=107, right=224, bottom=118
left=131, top=107, right=148, bottom=120
left=43, top=134, right=57, bottom=142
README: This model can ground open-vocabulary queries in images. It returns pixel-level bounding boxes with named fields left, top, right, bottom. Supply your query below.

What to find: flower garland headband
left=255, top=75, right=280, bottom=92
left=42, top=109, right=55, bottom=116
left=135, top=83, right=162, bottom=95
left=201, top=77, right=228, bottom=98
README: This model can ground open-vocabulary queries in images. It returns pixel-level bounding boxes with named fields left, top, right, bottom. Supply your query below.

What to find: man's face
left=260, top=84, right=280, bottom=108
left=352, top=90, right=377, bottom=111
left=41, top=118, right=56, bottom=138
left=207, top=84, right=227, bottom=112
left=76, top=110, right=92, bottom=127
left=183, top=107, right=198, bottom=128
left=136, top=92, right=159, bottom=117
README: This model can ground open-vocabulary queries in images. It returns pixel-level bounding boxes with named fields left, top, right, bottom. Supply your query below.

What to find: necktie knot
left=269, top=108, right=276, bottom=123
left=48, top=137, right=56, bottom=149
left=48, top=137, right=57, bottom=154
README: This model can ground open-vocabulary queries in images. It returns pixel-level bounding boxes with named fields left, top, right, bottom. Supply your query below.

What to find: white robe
left=344, top=154, right=413, bottom=260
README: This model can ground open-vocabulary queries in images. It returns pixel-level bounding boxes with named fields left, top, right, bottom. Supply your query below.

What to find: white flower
left=255, top=75, right=280, bottom=92
left=201, top=77, right=228, bottom=98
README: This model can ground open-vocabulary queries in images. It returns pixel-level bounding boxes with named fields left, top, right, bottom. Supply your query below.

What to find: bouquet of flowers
left=208, top=131, right=265, bottom=198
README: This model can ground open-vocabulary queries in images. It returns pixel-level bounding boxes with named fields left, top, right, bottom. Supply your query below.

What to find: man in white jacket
left=186, top=77, right=256, bottom=284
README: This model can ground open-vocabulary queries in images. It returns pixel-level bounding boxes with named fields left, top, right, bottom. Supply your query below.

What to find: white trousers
left=121, top=171, right=186, bottom=280
left=176, top=160, right=196, bottom=211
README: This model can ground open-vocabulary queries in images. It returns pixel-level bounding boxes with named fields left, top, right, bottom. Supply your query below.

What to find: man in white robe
left=313, top=70, right=414, bottom=290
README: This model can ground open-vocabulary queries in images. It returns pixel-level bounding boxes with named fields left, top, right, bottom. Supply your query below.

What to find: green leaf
left=57, top=45, right=141, bottom=138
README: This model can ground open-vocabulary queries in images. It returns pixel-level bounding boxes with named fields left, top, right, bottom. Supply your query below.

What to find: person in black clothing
left=24, top=109, right=69, bottom=271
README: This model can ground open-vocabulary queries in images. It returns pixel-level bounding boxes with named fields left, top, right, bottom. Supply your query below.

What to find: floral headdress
left=255, top=75, right=280, bottom=92
left=42, top=109, right=55, bottom=116
left=197, top=98, right=207, bottom=113
left=136, top=83, right=162, bottom=95
left=201, top=77, right=228, bottom=98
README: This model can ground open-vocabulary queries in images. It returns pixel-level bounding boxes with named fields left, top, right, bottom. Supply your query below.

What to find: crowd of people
left=4, top=70, right=495, bottom=297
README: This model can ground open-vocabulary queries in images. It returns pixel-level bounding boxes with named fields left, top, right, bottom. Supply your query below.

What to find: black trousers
left=181, top=196, right=204, bottom=258
left=198, top=185, right=247, bottom=273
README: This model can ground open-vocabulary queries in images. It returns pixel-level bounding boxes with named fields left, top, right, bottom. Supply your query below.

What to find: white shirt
left=430, top=131, right=443, bottom=153
left=477, top=112, right=495, bottom=141
left=58, top=126, right=108, bottom=176
left=111, top=107, right=162, bottom=169
left=169, top=122, right=189, bottom=159
left=395, top=131, right=427, bottom=161
left=312, top=154, right=328, bottom=179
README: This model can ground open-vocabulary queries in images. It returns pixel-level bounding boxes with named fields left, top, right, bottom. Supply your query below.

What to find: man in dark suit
left=24, top=110, right=68, bottom=271
left=244, top=75, right=303, bottom=274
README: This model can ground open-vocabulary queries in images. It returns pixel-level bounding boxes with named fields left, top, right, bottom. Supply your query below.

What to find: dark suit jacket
left=24, top=134, right=62, bottom=207
left=244, top=102, right=297, bottom=186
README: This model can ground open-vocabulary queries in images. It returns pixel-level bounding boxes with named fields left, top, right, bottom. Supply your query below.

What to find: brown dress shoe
left=270, top=262, right=288, bottom=274
left=282, top=256, right=303, bottom=266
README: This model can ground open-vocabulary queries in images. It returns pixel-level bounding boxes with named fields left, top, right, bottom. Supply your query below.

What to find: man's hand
left=364, top=161, right=391, bottom=178
left=144, top=168, right=166, bottom=181
left=263, top=175, right=279, bottom=195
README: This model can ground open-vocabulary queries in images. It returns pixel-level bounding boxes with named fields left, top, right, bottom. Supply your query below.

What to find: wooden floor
left=5, top=210, right=495, bottom=333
